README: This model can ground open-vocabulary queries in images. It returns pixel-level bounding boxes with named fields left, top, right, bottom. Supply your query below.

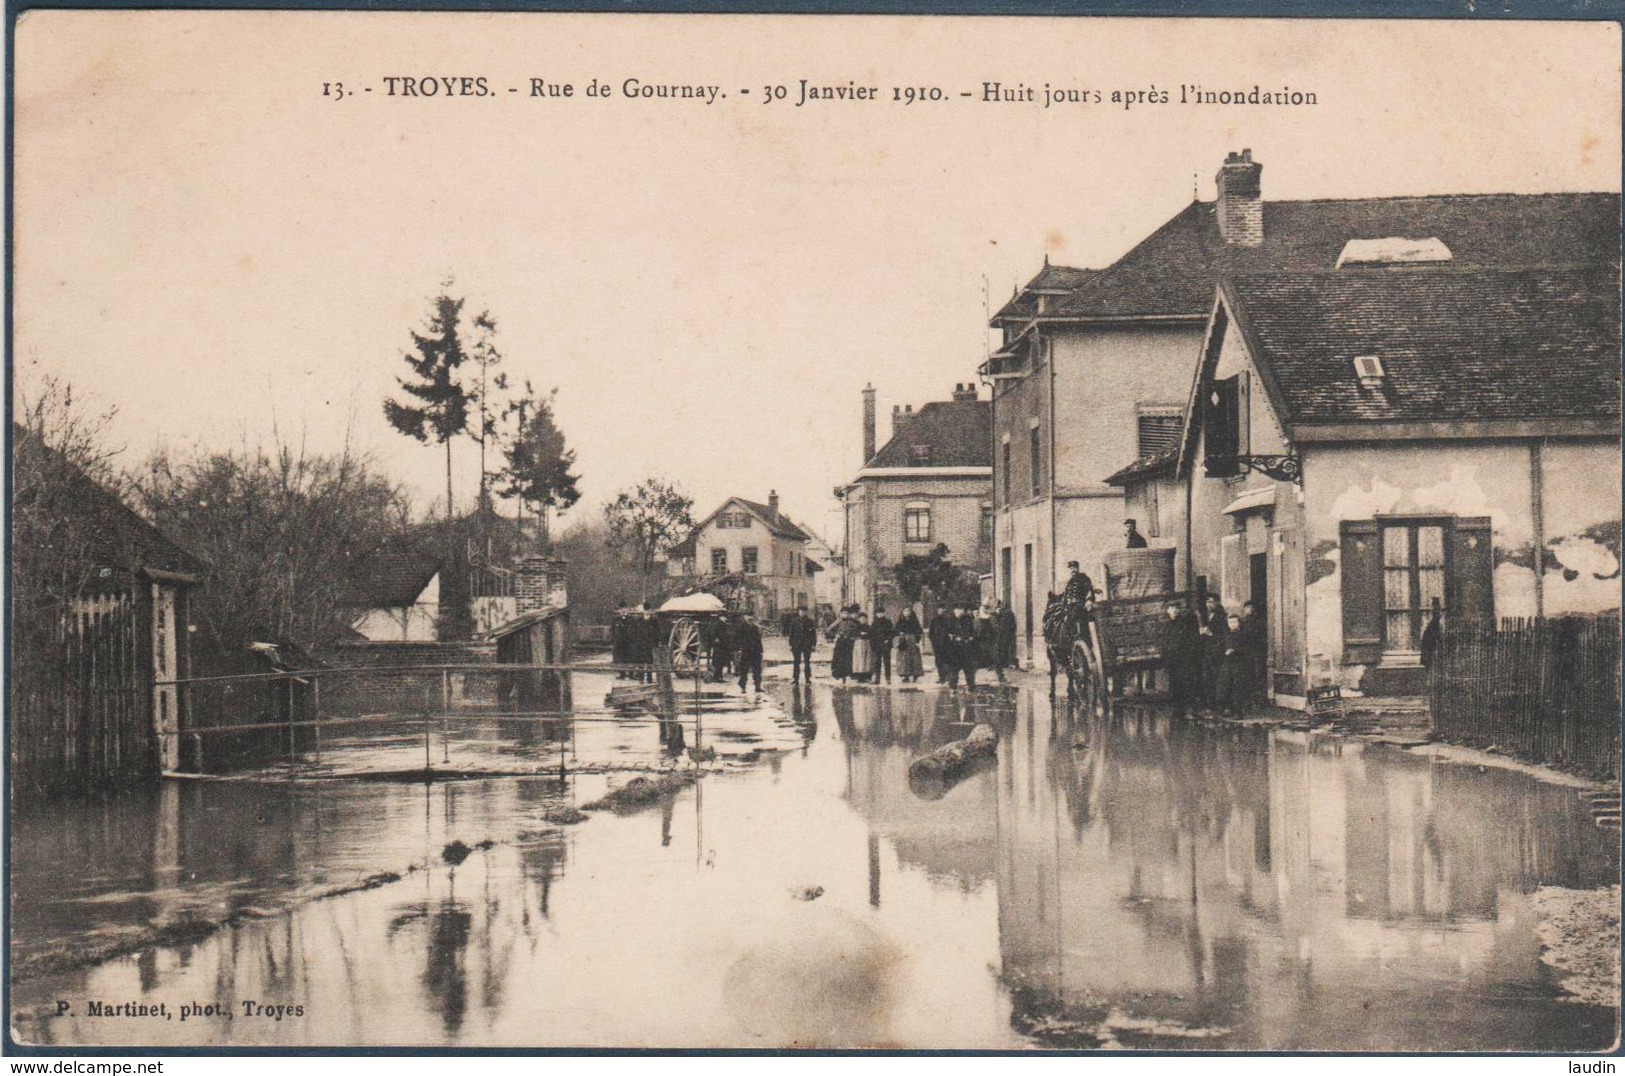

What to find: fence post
left=286, top=674, right=296, bottom=776
left=441, top=667, right=451, bottom=764
left=312, top=676, right=322, bottom=767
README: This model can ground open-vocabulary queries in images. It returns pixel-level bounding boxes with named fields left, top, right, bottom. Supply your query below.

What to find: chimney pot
left=1215, top=149, right=1264, bottom=248
left=862, top=385, right=877, bottom=464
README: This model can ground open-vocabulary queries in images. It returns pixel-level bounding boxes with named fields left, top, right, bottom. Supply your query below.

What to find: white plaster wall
left=1301, top=443, right=1537, bottom=689
left=1538, top=439, right=1621, bottom=615
left=1052, top=324, right=1203, bottom=492
left=994, top=499, right=1052, bottom=662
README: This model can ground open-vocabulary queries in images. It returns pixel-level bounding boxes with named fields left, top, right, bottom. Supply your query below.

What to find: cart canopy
left=657, top=592, right=727, bottom=614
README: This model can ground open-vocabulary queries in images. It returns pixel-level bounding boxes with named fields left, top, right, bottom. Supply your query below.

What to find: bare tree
left=131, top=437, right=410, bottom=655
left=603, top=478, right=694, bottom=576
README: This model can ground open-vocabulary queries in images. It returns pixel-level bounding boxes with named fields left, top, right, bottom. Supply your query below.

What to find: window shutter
left=1451, top=517, right=1494, bottom=629
left=1204, top=377, right=1240, bottom=477
left=1340, top=520, right=1382, bottom=664
left=1220, top=533, right=1248, bottom=611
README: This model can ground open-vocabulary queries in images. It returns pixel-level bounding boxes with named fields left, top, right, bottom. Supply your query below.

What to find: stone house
left=837, top=383, right=992, bottom=614
left=667, top=493, right=816, bottom=617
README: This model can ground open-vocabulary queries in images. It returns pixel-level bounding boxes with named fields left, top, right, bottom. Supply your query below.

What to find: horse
left=1042, top=592, right=1105, bottom=702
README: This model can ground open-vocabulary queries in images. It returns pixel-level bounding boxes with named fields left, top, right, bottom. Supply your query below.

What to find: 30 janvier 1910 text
left=319, top=76, right=1318, bottom=109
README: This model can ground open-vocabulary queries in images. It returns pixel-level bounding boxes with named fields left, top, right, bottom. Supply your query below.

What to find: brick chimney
left=768, top=490, right=780, bottom=518
left=862, top=384, right=877, bottom=464
left=951, top=382, right=978, bottom=403
left=515, top=555, right=567, bottom=615
left=1216, top=149, right=1264, bottom=247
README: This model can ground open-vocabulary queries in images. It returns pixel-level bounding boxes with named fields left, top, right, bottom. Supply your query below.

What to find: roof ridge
left=1225, top=263, right=1620, bottom=279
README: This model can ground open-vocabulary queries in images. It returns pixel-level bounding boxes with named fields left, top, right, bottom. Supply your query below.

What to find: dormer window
left=1353, top=355, right=1387, bottom=390
left=909, top=444, right=933, bottom=466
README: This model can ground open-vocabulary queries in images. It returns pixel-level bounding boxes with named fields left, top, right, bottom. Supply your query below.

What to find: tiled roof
left=682, top=498, right=813, bottom=550
left=866, top=399, right=992, bottom=469
left=992, top=264, right=1097, bottom=321
left=338, top=551, right=441, bottom=609
left=998, top=193, right=1620, bottom=323
left=13, top=426, right=205, bottom=577
left=734, top=499, right=813, bottom=542
left=1223, top=265, right=1622, bottom=426
left=1104, top=448, right=1179, bottom=487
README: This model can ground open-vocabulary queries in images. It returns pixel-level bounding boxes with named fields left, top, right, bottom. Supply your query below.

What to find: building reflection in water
left=834, top=686, right=1618, bottom=1051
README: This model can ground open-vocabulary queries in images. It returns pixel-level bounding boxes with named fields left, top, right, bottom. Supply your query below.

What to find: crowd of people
left=1159, top=594, right=1266, bottom=718
left=610, top=542, right=1272, bottom=717
left=820, top=600, right=1019, bottom=688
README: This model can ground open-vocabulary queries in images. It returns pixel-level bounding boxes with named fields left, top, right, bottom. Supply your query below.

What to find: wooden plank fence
left=11, top=594, right=151, bottom=799
left=1432, top=614, right=1620, bottom=780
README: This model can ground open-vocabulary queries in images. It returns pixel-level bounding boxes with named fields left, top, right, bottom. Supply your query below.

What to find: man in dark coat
left=610, top=602, right=631, bottom=678
left=709, top=615, right=736, bottom=683
left=994, top=600, right=1019, bottom=681
left=1235, top=600, right=1266, bottom=708
left=1061, top=561, right=1097, bottom=639
left=1160, top=600, right=1200, bottom=717
left=1124, top=519, right=1149, bottom=549
left=928, top=607, right=956, bottom=685
left=735, top=613, right=764, bottom=692
left=952, top=606, right=980, bottom=688
left=633, top=612, right=657, bottom=683
left=786, top=605, right=818, bottom=684
left=870, top=609, right=896, bottom=684
left=972, top=610, right=999, bottom=687
left=1197, top=595, right=1229, bottom=710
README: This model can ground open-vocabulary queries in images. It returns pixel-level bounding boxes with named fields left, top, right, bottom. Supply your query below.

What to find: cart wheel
left=669, top=618, right=703, bottom=676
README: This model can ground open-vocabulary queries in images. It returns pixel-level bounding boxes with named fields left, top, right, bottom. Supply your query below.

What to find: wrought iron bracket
left=1208, top=454, right=1303, bottom=484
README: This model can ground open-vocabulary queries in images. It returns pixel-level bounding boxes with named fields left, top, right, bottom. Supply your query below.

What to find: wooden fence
left=1432, top=614, right=1620, bottom=780
left=11, top=594, right=152, bottom=799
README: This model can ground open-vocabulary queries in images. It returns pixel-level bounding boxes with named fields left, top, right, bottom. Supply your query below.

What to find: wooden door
left=151, top=582, right=180, bottom=772
left=1268, top=526, right=1305, bottom=698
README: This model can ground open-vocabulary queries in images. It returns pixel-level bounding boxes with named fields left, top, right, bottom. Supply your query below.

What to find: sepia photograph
left=7, top=8, right=1623, bottom=1054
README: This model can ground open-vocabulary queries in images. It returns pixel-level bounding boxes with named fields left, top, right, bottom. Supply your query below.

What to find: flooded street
left=10, top=670, right=1619, bottom=1050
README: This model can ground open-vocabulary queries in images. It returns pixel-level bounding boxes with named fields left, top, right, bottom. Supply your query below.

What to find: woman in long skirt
left=894, top=630, right=925, bottom=682
left=830, top=609, right=857, bottom=682
left=850, top=613, right=875, bottom=684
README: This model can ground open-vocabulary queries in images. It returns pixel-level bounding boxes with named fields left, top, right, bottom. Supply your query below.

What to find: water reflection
left=11, top=681, right=1618, bottom=1050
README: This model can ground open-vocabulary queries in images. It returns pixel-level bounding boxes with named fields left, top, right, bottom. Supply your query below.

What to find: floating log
left=908, top=724, right=998, bottom=800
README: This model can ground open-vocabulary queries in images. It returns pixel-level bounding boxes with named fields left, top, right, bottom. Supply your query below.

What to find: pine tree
left=500, top=381, right=581, bottom=551
left=383, top=292, right=470, bottom=519
left=468, top=310, right=507, bottom=517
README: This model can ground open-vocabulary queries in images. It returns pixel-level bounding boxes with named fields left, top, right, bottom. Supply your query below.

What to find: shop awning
left=1222, top=488, right=1276, bottom=515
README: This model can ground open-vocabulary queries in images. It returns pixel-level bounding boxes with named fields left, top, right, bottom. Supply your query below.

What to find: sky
left=14, top=13, right=1621, bottom=545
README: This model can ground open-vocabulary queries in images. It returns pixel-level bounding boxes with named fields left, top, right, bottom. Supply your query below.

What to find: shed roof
left=13, top=426, right=205, bottom=579
left=337, top=551, right=441, bottom=609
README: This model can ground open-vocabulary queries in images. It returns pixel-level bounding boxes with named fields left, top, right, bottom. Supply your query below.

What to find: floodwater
left=10, top=671, right=1620, bottom=1050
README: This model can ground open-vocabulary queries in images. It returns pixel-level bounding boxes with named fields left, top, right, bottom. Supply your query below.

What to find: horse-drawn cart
left=1044, top=548, right=1194, bottom=701
left=654, top=592, right=732, bottom=677
left=1093, top=592, right=1196, bottom=694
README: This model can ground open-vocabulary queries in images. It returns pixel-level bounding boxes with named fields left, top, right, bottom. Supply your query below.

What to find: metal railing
left=156, top=657, right=709, bottom=779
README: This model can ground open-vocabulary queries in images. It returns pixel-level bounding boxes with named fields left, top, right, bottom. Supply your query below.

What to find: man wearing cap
left=735, top=612, right=764, bottom=693
left=1062, top=560, right=1097, bottom=634
left=1124, top=519, right=1149, bottom=549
